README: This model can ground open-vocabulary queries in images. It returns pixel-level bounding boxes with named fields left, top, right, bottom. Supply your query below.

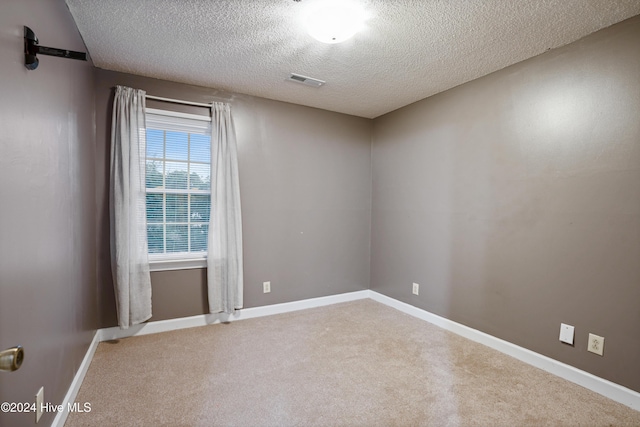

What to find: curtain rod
left=145, top=94, right=214, bottom=108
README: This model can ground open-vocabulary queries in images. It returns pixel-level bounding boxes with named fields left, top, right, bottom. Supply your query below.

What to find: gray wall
left=0, top=1, right=97, bottom=426
left=95, top=70, right=372, bottom=327
left=371, top=15, right=640, bottom=392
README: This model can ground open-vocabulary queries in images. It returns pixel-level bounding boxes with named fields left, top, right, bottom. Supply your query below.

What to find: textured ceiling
left=66, top=0, right=640, bottom=118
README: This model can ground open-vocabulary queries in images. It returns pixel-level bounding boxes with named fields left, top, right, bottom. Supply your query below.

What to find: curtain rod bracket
left=24, top=26, right=87, bottom=71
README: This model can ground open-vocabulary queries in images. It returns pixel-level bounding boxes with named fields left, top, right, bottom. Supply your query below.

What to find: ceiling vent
left=287, top=73, right=325, bottom=87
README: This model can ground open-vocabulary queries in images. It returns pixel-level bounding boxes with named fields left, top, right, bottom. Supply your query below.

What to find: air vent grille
left=287, top=73, right=325, bottom=87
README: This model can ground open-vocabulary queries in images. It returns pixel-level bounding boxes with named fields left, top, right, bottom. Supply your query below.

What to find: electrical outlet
left=587, top=333, right=604, bottom=356
left=263, top=281, right=271, bottom=293
left=559, top=323, right=575, bottom=345
left=36, top=386, right=44, bottom=423
left=412, top=282, right=419, bottom=295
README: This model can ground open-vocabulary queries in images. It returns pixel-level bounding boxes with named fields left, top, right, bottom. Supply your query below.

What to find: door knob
left=0, top=346, right=24, bottom=372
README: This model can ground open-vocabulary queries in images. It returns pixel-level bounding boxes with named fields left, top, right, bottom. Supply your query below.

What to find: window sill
left=149, top=257, right=207, bottom=272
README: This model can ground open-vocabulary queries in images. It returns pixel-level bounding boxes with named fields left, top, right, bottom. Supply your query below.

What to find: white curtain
left=207, top=102, right=243, bottom=313
left=110, top=85, right=152, bottom=328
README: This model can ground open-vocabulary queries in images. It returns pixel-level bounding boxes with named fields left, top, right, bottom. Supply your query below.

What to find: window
left=145, top=108, right=212, bottom=270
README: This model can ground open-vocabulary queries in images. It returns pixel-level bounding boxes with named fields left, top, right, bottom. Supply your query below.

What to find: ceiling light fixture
left=304, top=1, right=366, bottom=44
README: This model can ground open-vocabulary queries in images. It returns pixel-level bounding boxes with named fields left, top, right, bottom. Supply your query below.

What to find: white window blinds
left=145, top=109, right=212, bottom=258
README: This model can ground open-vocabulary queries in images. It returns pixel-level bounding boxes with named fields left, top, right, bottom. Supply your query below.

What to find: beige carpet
left=66, top=300, right=640, bottom=426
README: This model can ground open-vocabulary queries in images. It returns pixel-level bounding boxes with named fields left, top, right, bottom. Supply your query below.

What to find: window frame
left=144, top=108, right=212, bottom=272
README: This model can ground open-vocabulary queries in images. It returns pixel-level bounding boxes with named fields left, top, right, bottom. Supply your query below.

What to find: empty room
left=1, top=0, right=640, bottom=426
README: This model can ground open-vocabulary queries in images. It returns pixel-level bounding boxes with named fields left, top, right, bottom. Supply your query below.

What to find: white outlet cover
left=36, top=386, right=44, bottom=423
left=559, top=323, right=575, bottom=345
left=588, top=333, right=605, bottom=356
left=263, top=281, right=271, bottom=293
left=412, top=283, right=419, bottom=295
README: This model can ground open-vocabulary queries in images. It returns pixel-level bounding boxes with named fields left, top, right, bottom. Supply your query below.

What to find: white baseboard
left=51, top=330, right=101, bottom=427
left=99, top=290, right=370, bottom=341
left=369, top=290, right=640, bottom=412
